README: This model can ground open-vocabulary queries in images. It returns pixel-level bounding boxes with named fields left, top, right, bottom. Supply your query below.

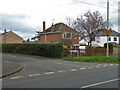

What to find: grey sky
left=0, top=0, right=119, bottom=40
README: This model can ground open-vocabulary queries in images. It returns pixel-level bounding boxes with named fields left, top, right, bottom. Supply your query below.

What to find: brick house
left=40, top=21, right=79, bottom=48
left=0, top=29, right=23, bottom=43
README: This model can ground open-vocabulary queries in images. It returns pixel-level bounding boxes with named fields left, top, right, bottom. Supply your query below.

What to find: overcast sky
left=0, top=0, right=119, bottom=40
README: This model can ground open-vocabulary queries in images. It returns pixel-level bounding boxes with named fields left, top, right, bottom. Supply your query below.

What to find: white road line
left=81, top=78, right=120, bottom=88
left=80, top=68, right=86, bottom=70
left=57, top=70, right=64, bottom=73
left=10, top=76, right=23, bottom=79
left=109, top=64, right=114, bottom=66
left=103, top=65, right=107, bottom=67
left=70, top=69, right=77, bottom=71
left=96, top=66, right=100, bottom=68
left=87, top=67, right=93, bottom=69
left=91, top=65, right=95, bottom=66
left=44, top=72, right=55, bottom=75
left=29, top=74, right=40, bottom=77
left=54, top=62, right=80, bottom=67
left=116, top=64, right=118, bottom=65
left=98, top=64, right=102, bottom=65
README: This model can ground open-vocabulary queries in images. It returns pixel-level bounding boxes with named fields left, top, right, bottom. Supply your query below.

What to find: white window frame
left=74, top=33, right=77, bottom=39
left=114, top=37, right=117, bottom=41
left=64, top=32, right=72, bottom=39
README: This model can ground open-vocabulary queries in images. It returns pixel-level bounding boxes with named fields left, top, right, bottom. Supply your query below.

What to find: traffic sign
left=107, top=34, right=109, bottom=37
left=103, top=29, right=112, bottom=33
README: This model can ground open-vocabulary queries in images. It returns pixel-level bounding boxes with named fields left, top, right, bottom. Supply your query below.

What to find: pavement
left=1, top=60, right=23, bottom=78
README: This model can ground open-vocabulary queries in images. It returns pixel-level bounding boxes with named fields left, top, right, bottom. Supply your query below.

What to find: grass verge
left=67, top=56, right=119, bottom=62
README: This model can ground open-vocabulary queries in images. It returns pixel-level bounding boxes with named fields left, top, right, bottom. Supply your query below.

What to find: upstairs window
left=62, top=32, right=72, bottom=39
left=74, top=34, right=77, bottom=39
left=114, top=37, right=117, bottom=41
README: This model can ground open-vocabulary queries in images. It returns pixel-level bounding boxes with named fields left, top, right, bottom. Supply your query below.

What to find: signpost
left=103, top=29, right=112, bottom=58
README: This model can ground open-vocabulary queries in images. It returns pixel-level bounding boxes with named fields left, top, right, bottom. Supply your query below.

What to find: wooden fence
left=67, top=47, right=113, bottom=57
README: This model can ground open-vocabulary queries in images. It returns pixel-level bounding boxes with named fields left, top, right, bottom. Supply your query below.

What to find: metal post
left=107, top=36, right=109, bottom=57
left=106, top=0, right=109, bottom=58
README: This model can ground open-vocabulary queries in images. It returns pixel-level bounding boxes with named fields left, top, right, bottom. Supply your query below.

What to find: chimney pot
left=51, top=23, right=54, bottom=32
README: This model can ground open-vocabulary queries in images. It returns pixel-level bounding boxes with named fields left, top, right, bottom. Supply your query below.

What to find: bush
left=2, top=43, right=63, bottom=58
left=104, top=43, right=114, bottom=49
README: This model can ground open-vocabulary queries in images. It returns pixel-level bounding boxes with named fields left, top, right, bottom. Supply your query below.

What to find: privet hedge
left=2, top=43, right=63, bottom=58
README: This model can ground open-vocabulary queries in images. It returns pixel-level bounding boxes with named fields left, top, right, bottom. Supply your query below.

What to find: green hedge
left=104, top=43, right=114, bottom=49
left=2, top=43, right=63, bottom=58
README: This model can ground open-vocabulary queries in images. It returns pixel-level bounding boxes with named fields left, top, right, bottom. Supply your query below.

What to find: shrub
left=2, top=43, right=63, bottom=58
left=104, top=43, right=114, bottom=49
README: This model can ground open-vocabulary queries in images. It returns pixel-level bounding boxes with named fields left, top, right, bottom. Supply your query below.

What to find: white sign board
left=70, top=50, right=79, bottom=52
left=79, top=46, right=86, bottom=49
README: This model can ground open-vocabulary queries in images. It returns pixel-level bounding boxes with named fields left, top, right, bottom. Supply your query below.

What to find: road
left=2, top=53, right=119, bottom=88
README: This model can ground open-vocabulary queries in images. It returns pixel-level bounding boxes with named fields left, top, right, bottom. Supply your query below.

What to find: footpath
left=1, top=60, right=23, bottom=78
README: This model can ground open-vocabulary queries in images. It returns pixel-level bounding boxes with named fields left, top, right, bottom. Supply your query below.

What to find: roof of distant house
left=0, top=31, right=23, bottom=39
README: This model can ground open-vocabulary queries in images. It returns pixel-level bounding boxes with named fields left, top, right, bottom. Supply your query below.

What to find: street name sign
left=103, top=29, right=112, bottom=33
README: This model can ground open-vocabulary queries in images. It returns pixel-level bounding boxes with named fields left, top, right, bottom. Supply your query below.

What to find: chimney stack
left=51, top=23, right=54, bottom=32
left=43, top=21, right=45, bottom=33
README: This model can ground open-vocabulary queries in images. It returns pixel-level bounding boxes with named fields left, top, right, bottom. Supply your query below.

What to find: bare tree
left=65, top=17, right=77, bottom=30
left=66, top=10, right=112, bottom=47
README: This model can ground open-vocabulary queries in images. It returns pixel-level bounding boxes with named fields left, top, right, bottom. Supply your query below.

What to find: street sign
left=70, top=50, right=79, bottom=53
left=103, top=29, right=112, bottom=33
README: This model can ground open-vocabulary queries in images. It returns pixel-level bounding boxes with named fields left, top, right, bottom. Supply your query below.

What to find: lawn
left=67, top=56, right=119, bottom=62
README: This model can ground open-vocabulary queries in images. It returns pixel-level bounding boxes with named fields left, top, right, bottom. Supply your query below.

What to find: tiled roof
left=44, top=23, right=78, bottom=33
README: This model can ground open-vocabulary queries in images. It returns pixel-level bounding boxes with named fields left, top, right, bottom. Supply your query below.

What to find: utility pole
left=106, top=0, right=109, bottom=58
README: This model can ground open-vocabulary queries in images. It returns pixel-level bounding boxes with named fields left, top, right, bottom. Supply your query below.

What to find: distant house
left=40, top=21, right=79, bottom=48
left=0, top=29, right=23, bottom=43
left=79, top=30, right=120, bottom=47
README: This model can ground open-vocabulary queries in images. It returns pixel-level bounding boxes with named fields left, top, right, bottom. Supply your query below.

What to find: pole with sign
left=103, top=29, right=112, bottom=58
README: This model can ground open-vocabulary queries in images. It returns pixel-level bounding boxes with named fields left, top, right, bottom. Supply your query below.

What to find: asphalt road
left=2, top=53, right=119, bottom=88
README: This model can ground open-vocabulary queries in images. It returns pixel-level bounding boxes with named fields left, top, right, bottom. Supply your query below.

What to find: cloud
left=1, top=13, right=36, bottom=40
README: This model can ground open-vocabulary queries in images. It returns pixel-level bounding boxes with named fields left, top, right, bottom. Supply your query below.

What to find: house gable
left=1, top=31, right=23, bottom=43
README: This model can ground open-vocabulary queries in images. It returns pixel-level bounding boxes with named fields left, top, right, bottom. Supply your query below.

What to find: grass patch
left=67, top=56, right=119, bottom=62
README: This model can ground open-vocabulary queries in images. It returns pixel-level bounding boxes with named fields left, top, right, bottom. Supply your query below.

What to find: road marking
left=80, top=68, right=86, bottom=70
left=87, top=67, right=93, bottom=69
left=91, top=65, right=95, bottom=66
left=70, top=69, right=77, bottom=71
left=96, top=66, right=100, bottom=68
left=98, top=64, right=102, bottom=65
left=103, top=65, right=107, bottom=67
left=10, top=76, right=23, bottom=79
left=109, top=64, right=114, bottom=66
left=116, top=64, right=118, bottom=65
left=44, top=72, right=55, bottom=75
left=57, top=70, right=64, bottom=73
left=54, top=62, right=80, bottom=67
left=29, top=74, right=40, bottom=77
left=81, top=78, right=120, bottom=88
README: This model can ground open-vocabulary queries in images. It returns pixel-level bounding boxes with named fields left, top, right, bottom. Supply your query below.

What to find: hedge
left=2, top=43, right=63, bottom=58
left=104, top=43, right=114, bottom=49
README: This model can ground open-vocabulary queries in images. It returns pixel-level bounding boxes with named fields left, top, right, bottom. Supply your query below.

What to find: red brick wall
left=40, top=33, right=61, bottom=43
